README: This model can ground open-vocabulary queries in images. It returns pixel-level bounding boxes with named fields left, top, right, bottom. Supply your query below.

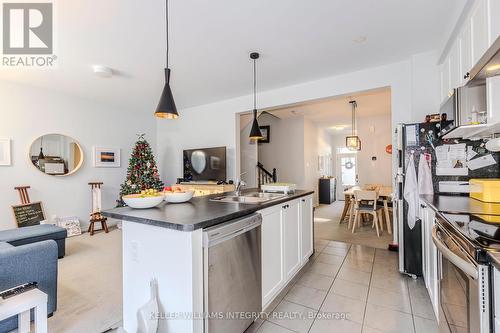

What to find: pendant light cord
left=165, top=0, right=169, bottom=68
left=253, top=58, right=257, bottom=110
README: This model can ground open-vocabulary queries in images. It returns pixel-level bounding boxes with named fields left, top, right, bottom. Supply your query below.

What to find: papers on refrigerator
left=435, top=144, right=468, bottom=176
left=405, top=125, right=418, bottom=146
left=467, top=154, right=497, bottom=170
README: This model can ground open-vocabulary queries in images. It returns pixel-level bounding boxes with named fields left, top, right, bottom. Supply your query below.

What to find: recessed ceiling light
left=92, top=65, right=113, bottom=78
left=353, top=36, right=367, bottom=44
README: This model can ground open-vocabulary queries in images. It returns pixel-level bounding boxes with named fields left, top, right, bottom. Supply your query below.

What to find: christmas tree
left=119, top=134, right=164, bottom=199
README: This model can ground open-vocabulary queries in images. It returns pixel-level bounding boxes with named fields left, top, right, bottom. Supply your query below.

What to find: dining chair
left=350, top=190, right=384, bottom=237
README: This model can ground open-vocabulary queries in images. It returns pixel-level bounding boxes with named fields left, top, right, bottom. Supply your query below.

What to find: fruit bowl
left=122, top=193, right=164, bottom=209
left=164, top=190, right=194, bottom=203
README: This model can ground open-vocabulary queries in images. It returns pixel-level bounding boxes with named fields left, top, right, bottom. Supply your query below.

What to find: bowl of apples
left=163, top=186, right=194, bottom=203
left=122, top=189, right=164, bottom=209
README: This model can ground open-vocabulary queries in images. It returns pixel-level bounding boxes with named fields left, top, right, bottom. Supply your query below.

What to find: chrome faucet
left=235, top=172, right=247, bottom=196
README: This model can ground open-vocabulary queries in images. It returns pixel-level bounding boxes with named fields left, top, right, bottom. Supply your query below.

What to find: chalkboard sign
left=12, top=202, right=45, bottom=227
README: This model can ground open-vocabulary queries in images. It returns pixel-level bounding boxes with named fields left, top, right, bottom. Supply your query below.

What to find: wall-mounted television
left=183, top=146, right=227, bottom=182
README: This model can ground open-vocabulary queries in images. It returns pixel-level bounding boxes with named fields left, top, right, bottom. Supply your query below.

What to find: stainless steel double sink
left=210, top=192, right=286, bottom=204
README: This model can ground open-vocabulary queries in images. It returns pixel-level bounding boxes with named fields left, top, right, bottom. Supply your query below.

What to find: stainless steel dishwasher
left=203, top=213, right=262, bottom=333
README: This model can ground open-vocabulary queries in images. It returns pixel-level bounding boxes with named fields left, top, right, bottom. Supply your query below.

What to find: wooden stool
left=88, top=214, right=108, bottom=236
left=88, top=182, right=108, bottom=236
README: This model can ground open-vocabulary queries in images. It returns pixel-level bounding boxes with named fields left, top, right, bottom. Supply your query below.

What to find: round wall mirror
left=30, top=134, right=84, bottom=176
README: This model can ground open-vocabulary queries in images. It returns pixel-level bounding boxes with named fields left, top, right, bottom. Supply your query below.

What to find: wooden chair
left=350, top=190, right=384, bottom=237
left=340, top=194, right=352, bottom=223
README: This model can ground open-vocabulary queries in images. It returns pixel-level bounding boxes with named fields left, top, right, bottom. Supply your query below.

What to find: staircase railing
left=257, top=162, right=277, bottom=186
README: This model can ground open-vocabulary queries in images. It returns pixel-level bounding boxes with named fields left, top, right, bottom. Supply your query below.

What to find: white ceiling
left=0, top=0, right=466, bottom=112
left=267, top=88, right=392, bottom=134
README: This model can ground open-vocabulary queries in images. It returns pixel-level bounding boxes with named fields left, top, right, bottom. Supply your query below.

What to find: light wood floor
left=314, top=201, right=393, bottom=250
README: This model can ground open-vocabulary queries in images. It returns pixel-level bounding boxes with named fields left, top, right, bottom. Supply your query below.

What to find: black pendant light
left=38, top=137, right=45, bottom=160
left=249, top=52, right=263, bottom=140
left=346, top=100, right=361, bottom=151
left=154, top=0, right=178, bottom=119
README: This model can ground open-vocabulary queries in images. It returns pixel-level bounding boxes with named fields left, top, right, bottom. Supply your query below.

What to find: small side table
left=0, top=288, right=48, bottom=333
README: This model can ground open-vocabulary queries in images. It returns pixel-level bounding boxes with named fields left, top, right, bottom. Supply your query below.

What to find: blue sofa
left=0, top=240, right=58, bottom=332
left=0, top=224, right=67, bottom=258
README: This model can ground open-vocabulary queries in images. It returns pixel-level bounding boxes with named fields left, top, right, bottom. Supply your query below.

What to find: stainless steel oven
left=432, top=217, right=490, bottom=333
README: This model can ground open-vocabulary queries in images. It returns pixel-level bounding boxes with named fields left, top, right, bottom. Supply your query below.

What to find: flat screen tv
left=183, top=146, right=227, bottom=182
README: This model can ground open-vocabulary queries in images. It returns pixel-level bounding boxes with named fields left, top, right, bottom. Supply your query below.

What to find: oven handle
left=431, top=225, right=478, bottom=280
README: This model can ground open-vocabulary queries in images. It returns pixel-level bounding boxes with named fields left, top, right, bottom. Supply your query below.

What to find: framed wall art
left=93, top=147, right=120, bottom=168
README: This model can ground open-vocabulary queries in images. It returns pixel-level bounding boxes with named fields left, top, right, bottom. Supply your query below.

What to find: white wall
left=0, top=80, right=156, bottom=231
left=331, top=114, right=393, bottom=187
left=303, top=118, right=320, bottom=203
left=239, top=114, right=258, bottom=187
left=157, top=52, right=440, bottom=195
left=257, top=113, right=305, bottom=186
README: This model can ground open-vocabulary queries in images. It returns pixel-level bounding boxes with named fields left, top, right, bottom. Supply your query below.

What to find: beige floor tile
left=347, top=251, right=375, bottom=263
left=309, top=261, right=341, bottom=277
left=268, top=300, right=317, bottom=333
left=309, top=314, right=362, bottom=333
left=244, top=318, right=265, bottom=333
left=362, top=326, right=386, bottom=333
left=367, top=286, right=412, bottom=313
left=414, top=316, right=439, bottom=333
left=322, top=246, right=349, bottom=256
left=321, top=293, right=366, bottom=323
left=337, top=266, right=372, bottom=286
left=256, top=321, right=295, bottom=333
left=343, top=257, right=373, bottom=273
left=296, top=271, right=334, bottom=291
left=370, top=273, right=408, bottom=295
left=284, top=285, right=328, bottom=310
left=364, top=303, right=415, bottom=333
left=328, top=240, right=351, bottom=249
left=331, top=278, right=369, bottom=302
left=316, top=253, right=345, bottom=265
left=410, top=292, right=437, bottom=320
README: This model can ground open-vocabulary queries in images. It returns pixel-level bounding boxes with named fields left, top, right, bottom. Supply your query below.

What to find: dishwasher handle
left=203, top=213, right=262, bottom=248
left=431, top=225, right=478, bottom=280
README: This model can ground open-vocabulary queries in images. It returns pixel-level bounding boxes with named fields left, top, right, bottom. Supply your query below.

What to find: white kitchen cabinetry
left=420, top=200, right=439, bottom=319
left=471, top=0, right=490, bottom=66
left=461, top=22, right=473, bottom=85
left=300, top=196, right=314, bottom=263
left=283, top=200, right=301, bottom=280
left=441, top=58, right=451, bottom=104
left=260, top=194, right=314, bottom=309
left=449, top=40, right=462, bottom=90
left=260, top=205, right=284, bottom=308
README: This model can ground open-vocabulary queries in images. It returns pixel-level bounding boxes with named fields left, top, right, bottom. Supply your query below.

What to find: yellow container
left=469, top=179, right=500, bottom=203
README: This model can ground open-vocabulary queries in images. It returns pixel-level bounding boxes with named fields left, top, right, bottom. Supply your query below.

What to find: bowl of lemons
left=122, top=189, right=164, bottom=209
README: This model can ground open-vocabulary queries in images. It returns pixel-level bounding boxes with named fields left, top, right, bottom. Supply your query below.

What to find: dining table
left=341, top=185, right=393, bottom=234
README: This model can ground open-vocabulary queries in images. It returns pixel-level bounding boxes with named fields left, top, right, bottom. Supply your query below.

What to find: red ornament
left=385, top=144, right=393, bottom=154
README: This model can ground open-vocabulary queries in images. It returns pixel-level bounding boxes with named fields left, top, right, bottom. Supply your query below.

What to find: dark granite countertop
left=102, top=189, right=314, bottom=231
left=420, top=195, right=500, bottom=216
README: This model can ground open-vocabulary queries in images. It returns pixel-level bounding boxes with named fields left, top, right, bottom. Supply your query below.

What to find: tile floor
left=245, top=239, right=438, bottom=333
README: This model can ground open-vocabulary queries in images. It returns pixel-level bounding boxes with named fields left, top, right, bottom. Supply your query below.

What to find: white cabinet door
left=426, top=208, right=439, bottom=319
left=441, top=58, right=451, bottom=103
left=300, top=195, right=313, bottom=263
left=261, top=206, right=284, bottom=308
left=460, top=21, right=473, bottom=85
left=471, top=0, right=489, bottom=65
left=489, top=0, right=500, bottom=45
left=449, top=40, right=461, bottom=90
left=419, top=200, right=429, bottom=284
left=283, top=200, right=301, bottom=281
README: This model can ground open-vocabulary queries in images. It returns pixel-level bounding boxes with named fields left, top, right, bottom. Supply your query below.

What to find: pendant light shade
left=346, top=100, right=361, bottom=151
left=38, top=137, right=45, bottom=160
left=249, top=52, right=263, bottom=140
left=155, top=68, right=178, bottom=119
left=249, top=109, right=263, bottom=139
left=155, top=0, right=178, bottom=119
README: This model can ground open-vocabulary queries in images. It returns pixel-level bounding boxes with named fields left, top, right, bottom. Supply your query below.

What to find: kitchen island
left=103, top=189, right=314, bottom=333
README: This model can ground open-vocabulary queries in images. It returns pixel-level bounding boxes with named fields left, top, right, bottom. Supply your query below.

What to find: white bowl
left=122, top=195, right=164, bottom=209
left=164, top=190, right=194, bottom=203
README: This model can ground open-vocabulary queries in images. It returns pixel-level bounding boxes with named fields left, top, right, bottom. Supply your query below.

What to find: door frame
left=335, top=153, right=358, bottom=200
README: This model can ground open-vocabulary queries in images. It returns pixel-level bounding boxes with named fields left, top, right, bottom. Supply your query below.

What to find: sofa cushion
left=0, top=224, right=67, bottom=246
left=0, top=241, right=13, bottom=250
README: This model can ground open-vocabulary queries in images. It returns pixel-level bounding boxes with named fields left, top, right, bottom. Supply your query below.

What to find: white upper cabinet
left=449, top=40, right=461, bottom=90
left=490, top=0, right=500, bottom=43
left=440, top=58, right=451, bottom=104
left=460, top=22, right=473, bottom=85
left=471, top=0, right=489, bottom=65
